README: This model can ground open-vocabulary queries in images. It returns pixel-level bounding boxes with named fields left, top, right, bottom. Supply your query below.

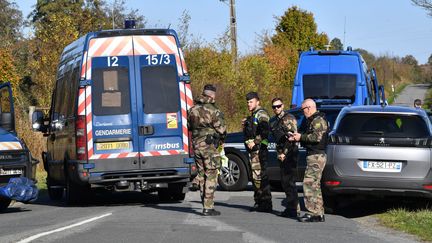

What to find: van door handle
left=139, top=125, right=154, bottom=135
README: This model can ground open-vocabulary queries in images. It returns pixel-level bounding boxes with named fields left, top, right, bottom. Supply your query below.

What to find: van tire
left=0, top=198, right=11, bottom=211
left=158, top=183, right=186, bottom=202
left=47, top=177, right=63, bottom=200
left=66, top=178, right=90, bottom=205
left=218, top=154, right=248, bottom=191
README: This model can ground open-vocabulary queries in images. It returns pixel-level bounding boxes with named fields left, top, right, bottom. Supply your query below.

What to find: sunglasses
left=300, top=106, right=310, bottom=111
left=272, top=104, right=283, bottom=109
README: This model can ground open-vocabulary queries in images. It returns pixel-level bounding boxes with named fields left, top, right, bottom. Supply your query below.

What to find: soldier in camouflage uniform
left=243, top=92, right=272, bottom=212
left=188, top=84, right=226, bottom=216
left=270, top=98, right=300, bottom=218
left=289, top=99, right=328, bottom=222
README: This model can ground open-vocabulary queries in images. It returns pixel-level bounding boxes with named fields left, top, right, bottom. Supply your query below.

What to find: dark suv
left=323, top=105, right=432, bottom=201
left=221, top=105, right=343, bottom=191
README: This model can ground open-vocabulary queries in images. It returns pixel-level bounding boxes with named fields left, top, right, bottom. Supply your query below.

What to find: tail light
left=325, top=181, right=341, bottom=186
left=329, top=134, right=351, bottom=145
left=76, top=115, right=87, bottom=161
left=188, top=131, right=194, bottom=157
left=423, top=185, right=432, bottom=190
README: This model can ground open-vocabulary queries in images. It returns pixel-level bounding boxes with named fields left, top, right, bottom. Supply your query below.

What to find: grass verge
left=387, top=82, right=409, bottom=104
left=377, top=208, right=432, bottom=242
left=36, top=169, right=47, bottom=190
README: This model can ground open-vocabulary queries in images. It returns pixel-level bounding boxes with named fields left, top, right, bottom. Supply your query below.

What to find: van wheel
left=0, top=197, right=11, bottom=211
left=47, top=177, right=63, bottom=200
left=218, top=154, right=248, bottom=191
left=158, top=184, right=186, bottom=202
left=66, top=179, right=90, bottom=205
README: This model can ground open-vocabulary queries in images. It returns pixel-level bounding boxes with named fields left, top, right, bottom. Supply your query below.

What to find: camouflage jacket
left=270, top=110, right=298, bottom=156
left=187, top=94, right=226, bottom=144
left=244, top=106, right=270, bottom=148
left=300, top=111, right=328, bottom=155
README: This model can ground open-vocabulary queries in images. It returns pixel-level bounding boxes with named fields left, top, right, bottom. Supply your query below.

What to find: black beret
left=203, top=84, right=216, bottom=92
left=246, top=92, right=259, bottom=101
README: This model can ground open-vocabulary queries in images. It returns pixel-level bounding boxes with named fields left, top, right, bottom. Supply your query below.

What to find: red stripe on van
left=110, top=37, right=131, bottom=56
left=93, top=38, right=116, bottom=57
left=152, top=36, right=175, bottom=54
left=134, top=36, right=158, bottom=54
left=150, top=151, right=161, bottom=156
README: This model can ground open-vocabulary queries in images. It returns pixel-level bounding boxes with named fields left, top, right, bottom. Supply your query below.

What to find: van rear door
left=87, top=36, right=140, bottom=171
left=132, top=35, right=186, bottom=169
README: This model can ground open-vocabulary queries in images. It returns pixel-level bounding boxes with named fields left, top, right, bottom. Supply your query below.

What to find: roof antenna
left=167, top=23, right=171, bottom=29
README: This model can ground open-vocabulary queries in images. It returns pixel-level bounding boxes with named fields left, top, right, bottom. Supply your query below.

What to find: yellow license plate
left=96, top=142, right=130, bottom=150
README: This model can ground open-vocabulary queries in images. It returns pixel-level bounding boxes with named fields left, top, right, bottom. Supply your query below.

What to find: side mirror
left=180, top=75, right=191, bottom=84
left=51, top=113, right=66, bottom=132
left=31, top=110, right=46, bottom=132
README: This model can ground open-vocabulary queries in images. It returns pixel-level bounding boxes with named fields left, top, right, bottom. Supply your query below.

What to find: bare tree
left=412, top=0, right=432, bottom=16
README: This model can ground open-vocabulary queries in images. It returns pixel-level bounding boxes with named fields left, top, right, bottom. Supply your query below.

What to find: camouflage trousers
left=303, top=153, right=327, bottom=216
left=193, top=142, right=221, bottom=209
left=249, top=148, right=272, bottom=206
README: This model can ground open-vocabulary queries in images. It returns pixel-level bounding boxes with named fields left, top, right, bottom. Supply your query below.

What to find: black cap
left=246, top=92, right=259, bottom=101
left=203, top=84, right=216, bottom=92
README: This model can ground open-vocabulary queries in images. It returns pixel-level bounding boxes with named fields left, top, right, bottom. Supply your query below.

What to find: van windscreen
left=92, top=67, right=131, bottom=116
left=141, top=65, right=180, bottom=114
left=336, top=113, right=429, bottom=138
left=303, top=74, right=356, bottom=101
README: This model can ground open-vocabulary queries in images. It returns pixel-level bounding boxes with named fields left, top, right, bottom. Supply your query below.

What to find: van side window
left=92, top=67, right=131, bottom=115
left=67, top=58, right=80, bottom=117
left=53, top=72, right=66, bottom=120
left=141, top=65, right=180, bottom=114
left=59, top=69, right=72, bottom=117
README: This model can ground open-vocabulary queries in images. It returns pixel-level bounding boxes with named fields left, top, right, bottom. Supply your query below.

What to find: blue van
left=0, top=82, right=38, bottom=210
left=291, top=47, right=380, bottom=108
left=31, top=25, right=195, bottom=204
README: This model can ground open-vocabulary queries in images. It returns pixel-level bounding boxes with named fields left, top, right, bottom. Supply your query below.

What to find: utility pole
left=220, top=0, right=238, bottom=69
left=229, top=0, right=238, bottom=68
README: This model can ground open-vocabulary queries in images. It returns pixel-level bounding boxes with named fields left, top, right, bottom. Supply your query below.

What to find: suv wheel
left=218, top=154, right=248, bottom=191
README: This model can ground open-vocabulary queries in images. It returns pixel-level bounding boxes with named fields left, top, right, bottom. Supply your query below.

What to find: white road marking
left=185, top=192, right=277, bottom=243
left=16, top=213, right=112, bottom=243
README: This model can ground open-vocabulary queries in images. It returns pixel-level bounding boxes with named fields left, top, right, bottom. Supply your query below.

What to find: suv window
left=141, top=65, right=180, bottom=114
left=303, top=74, right=356, bottom=102
left=92, top=67, right=131, bottom=116
left=337, top=113, right=429, bottom=138
left=293, top=108, right=341, bottom=133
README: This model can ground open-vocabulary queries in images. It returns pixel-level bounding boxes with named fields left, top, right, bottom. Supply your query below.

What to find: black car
left=219, top=105, right=343, bottom=191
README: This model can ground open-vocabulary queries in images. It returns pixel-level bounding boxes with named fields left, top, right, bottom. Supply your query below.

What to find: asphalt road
left=0, top=189, right=425, bottom=243
left=392, top=83, right=430, bottom=107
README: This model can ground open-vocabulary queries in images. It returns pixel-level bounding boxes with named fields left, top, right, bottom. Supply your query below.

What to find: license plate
left=0, top=168, right=23, bottom=176
left=96, top=142, right=130, bottom=150
left=360, top=161, right=402, bottom=172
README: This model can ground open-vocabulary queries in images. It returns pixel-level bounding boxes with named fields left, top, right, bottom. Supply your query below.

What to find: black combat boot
left=256, top=203, right=273, bottom=213
left=189, top=183, right=199, bottom=192
left=202, top=208, right=221, bottom=216
left=249, top=203, right=260, bottom=212
left=297, top=213, right=325, bottom=222
left=278, top=209, right=300, bottom=219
